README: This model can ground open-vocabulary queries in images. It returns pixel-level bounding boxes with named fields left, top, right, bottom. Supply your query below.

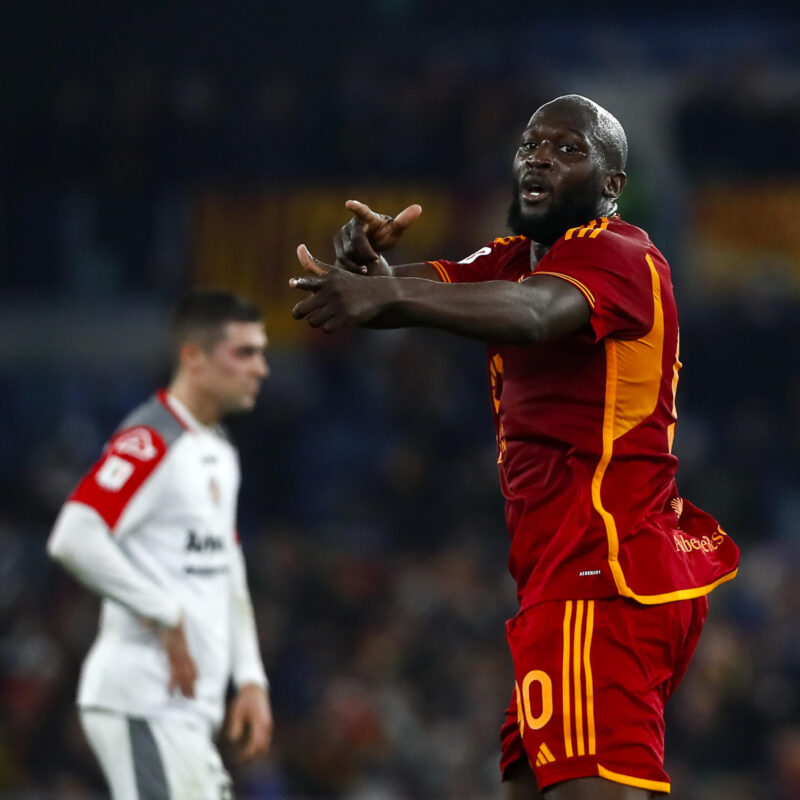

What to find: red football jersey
left=430, top=216, right=739, bottom=608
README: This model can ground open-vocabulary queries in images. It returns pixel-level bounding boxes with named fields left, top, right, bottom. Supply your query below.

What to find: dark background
left=2, top=2, right=800, bottom=798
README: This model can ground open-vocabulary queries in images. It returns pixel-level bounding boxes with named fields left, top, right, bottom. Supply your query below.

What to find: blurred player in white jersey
left=48, top=289, right=273, bottom=800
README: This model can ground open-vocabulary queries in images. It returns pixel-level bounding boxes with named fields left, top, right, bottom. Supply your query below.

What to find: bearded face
left=506, top=170, right=607, bottom=245
left=507, top=106, right=614, bottom=246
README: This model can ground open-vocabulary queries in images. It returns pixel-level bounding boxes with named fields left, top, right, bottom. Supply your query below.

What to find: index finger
left=345, top=199, right=381, bottom=226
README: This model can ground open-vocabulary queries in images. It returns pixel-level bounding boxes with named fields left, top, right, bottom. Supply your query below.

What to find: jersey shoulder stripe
left=492, top=235, right=526, bottom=247
left=564, top=217, right=611, bottom=241
left=116, top=392, right=187, bottom=445
left=69, top=394, right=183, bottom=531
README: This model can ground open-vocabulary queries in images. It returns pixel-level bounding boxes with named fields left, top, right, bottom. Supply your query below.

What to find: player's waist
left=101, top=600, right=232, bottom=642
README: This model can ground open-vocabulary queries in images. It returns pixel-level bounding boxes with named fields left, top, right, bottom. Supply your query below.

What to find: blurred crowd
left=3, top=10, right=800, bottom=800
left=4, top=21, right=800, bottom=299
left=4, top=310, right=800, bottom=800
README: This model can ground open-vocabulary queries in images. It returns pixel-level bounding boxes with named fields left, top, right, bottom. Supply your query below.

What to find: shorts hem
left=597, top=763, right=671, bottom=794
left=534, top=759, right=671, bottom=795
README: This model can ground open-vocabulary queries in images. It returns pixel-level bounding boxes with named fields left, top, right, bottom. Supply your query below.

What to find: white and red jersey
left=49, top=390, right=266, bottom=732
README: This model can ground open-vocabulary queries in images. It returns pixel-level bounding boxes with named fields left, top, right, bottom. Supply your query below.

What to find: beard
left=506, top=179, right=603, bottom=246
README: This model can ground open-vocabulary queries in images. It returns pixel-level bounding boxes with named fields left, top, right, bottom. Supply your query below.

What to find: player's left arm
left=225, top=543, right=273, bottom=763
left=290, top=245, right=590, bottom=342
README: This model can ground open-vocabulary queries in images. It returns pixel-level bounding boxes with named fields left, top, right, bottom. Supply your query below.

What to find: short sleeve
left=69, top=426, right=168, bottom=532
left=429, top=241, right=504, bottom=283
left=539, top=232, right=655, bottom=342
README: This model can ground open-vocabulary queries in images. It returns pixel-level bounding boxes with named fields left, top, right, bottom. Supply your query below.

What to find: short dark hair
left=170, top=288, right=262, bottom=353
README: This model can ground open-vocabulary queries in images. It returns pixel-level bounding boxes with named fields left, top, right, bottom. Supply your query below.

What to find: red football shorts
left=500, top=595, right=708, bottom=795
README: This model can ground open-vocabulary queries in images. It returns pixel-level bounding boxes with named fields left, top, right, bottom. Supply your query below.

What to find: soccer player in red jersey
left=290, top=95, right=740, bottom=799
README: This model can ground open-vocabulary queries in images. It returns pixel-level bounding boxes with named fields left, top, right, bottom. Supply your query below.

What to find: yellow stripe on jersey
left=564, top=217, right=609, bottom=240
left=428, top=260, right=451, bottom=283
left=492, top=235, right=526, bottom=247
left=591, top=255, right=739, bottom=603
left=533, top=272, right=596, bottom=308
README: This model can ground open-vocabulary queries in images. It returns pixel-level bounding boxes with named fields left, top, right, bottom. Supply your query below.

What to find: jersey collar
left=156, top=389, right=210, bottom=434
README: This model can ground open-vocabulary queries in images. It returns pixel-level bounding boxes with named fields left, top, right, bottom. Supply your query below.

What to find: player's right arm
left=47, top=501, right=182, bottom=629
left=47, top=424, right=196, bottom=697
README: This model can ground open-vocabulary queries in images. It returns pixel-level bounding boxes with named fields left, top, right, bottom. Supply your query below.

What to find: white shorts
left=79, top=708, right=233, bottom=800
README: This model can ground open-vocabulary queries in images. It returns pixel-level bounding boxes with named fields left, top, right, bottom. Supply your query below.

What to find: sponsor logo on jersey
left=535, top=742, right=556, bottom=767
left=186, top=530, right=225, bottom=552
left=184, top=565, right=230, bottom=576
left=114, top=427, right=159, bottom=461
left=674, top=532, right=726, bottom=554
left=95, top=455, right=135, bottom=491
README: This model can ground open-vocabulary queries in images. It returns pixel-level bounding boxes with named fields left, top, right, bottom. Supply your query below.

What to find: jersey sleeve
left=69, top=426, right=169, bottom=534
left=428, top=240, right=505, bottom=283
left=229, top=543, right=269, bottom=690
left=47, top=502, right=182, bottom=628
left=539, top=232, right=655, bottom=342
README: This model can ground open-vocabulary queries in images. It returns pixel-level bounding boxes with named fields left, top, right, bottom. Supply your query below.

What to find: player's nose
left=254, top=354, right=269, bottom=379
left=527, top=141, right=554, bottom=167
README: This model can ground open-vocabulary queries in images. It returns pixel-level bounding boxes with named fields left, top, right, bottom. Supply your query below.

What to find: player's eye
left=519, top=141, right=538, bottom=151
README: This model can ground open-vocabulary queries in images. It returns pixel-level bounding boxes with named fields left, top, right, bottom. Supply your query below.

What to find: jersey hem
left=517, top=566, right=739, bottom=611
left=613, top=567, right=739, bottom=604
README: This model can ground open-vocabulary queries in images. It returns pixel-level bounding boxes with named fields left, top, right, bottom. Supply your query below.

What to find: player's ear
left=178, top=341, right=205, bottom=372
left=603, top=171, right=626, bottom=200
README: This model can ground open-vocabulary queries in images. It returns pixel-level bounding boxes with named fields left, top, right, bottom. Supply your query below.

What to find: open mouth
left=520, top=176, right=551, bottom=204
left=521, top=187, right=548, bottom=203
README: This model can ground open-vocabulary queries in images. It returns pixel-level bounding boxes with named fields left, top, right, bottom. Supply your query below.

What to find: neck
left=599, top=199, right=618, bottom=218
left=168, top=375, right=220, bottom=426
left=530, top=240, right=551, bottom=266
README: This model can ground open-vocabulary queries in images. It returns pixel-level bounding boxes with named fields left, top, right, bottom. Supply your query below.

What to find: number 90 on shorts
left=501, top=595, right=708, bottom=794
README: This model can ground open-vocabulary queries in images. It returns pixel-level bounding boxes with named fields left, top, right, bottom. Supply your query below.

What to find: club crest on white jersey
left=114, top=427, right=159, bottom=461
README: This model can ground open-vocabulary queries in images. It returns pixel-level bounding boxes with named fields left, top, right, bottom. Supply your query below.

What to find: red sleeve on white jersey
left=69, top=426, right=168, bottom=531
